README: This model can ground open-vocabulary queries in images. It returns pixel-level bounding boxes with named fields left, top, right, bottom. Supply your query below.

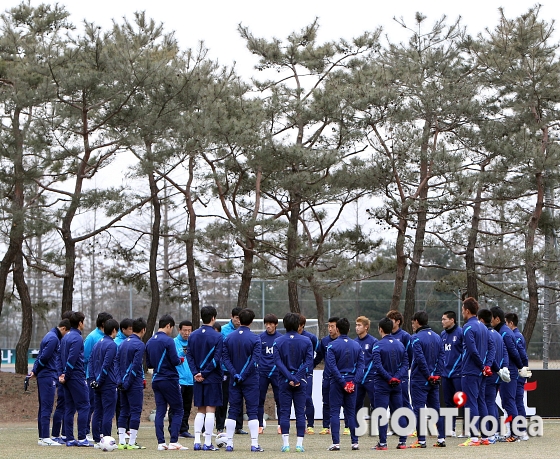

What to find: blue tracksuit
left=117, top=334, right=145, bottom=431
left=372, top=335, right=409, bottom=444
left=273, top=331, right=313, bottom=437
left=301, top=329, right=318, bottom=428
left=440, top=324, right=463, bottom=431
left=83, top=327, right=104, bottom=434
left=171, top=335, right=194, bottom=434
left=314, top=335, right=337, bottom=428
left=187, top=324, right=223, bottom=407
left=485, top=325, right=509, bottom=429
left=222, top=325, right=260, bottom=420
left=410, top=326, right=445, bottom=442
left=33, top=327, right=63, bottom=439
left=89, top=335, right=118, bottom=441
left=59, top=327, right=90, bottom=442
left=114, top=330, right=128, bottom=348
left=390, top=328, right=413, bottom=410
left=146, top=331, right=183, bottom=444
left=221, top=320, right=236, bottom=338
left=494, top=321, right=523, bottom=423
left=355, top=334, right=378, bottom=417
left=512, top=327, right=529, bottom=426
left=326, top=335, right=364, bottom=445
left=258, top=330, right=282, bottom=428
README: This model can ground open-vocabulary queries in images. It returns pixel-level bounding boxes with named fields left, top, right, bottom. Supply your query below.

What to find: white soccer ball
left=100, top=436, right=117, bottom=452
left=216, top=433, right=228, bottom=448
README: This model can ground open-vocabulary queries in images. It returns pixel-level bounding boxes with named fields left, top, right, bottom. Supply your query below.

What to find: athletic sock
left=204, top=412, right=215, bottom=446
left=282, top=434, right=290, bottom=447
left=225, top=419, right=236, bottom=447
left=129, top=429, right=138, bottom=445
left=118, top=427, right=126, bottom=444
left=248, top=419, right=259, bottom=447
left=297, top=436, right=303, bottom=447
left=194, top=413, right=205, bottom=444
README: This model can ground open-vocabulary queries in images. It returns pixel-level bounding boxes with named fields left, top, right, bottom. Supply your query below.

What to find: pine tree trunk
left=237, top=244, right=254, bottom=310
left=391, top=213, right=408, bottom=311
left=287, top=192, right=301, bottom=314
left=185, top=155, right=200, bottom=329
left=307, top=276, right=325, bottom=333
left=14, top=249, right=32, bottom=374
left=465, top=173, right=484, bottom=300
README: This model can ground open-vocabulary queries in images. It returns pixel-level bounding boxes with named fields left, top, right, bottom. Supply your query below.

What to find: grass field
left=1, top=420, right=559, bottom=458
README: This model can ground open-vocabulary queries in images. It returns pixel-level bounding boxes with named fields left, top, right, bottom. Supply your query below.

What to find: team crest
left=239, top=330, right=243, bottom=334
left=365, top=344, right=370, bottom=350
left=453, top=336, right=457, bottom=342
left=202, top=329, right=205, bottom=333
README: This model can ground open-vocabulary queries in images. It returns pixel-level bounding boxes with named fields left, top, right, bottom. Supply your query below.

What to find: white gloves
left=519, top=367, right=532, bottom=378
left=497, top=367, right=511, bottom=383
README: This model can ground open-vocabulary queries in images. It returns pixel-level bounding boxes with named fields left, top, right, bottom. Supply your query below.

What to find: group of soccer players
left=29, top=296, right=531, bottom=451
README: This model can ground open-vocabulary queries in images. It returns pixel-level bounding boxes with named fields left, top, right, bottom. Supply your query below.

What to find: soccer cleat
left=235, top=429, right=249, bottom=435
left=505, top=435, right=519, bottom=443
left=433, top=441, right=446, bottom=447
left=372, top=443, right=388, bottom=450
left=409, top=430, right=417, bottom=437
left=194, top=443, right=203, bottom=450
left=251, top=445, right=264, bottom=452
left=76, top=439, right=93, bottom=447
left=487, top=437, right=497, bottom=444
left=118, top=443, right=127, bottom=450
left=51, top=437, right=66, bottom=444
left=343, top=427, right=350, bottom=435
left=281, top=446, right=290, bottom=452
left=258, top=427, right=264, bottom=434
left=351, top=443, right=359, bottom=450
left=202, top=444, right=219, bottom=451
left=295, top=446, right=305, bottom=452
left=38, top=438, right=62, bottom=446
left=226, top=446, right=234, bottom=452
left=306, top=427, right=315, bottom=435
left=459, top=439, right=480, bottom=447
left=158, top=443, right=168, bottom=450
left=168, top=442, right=188, bottom=450
left=387, top=430, right=394, bottom=436
left=127, top=443, right=146, bottom=449
left=408, top=440, right=426, bottom=448
left=94, top=442, right=102, bottom=449
left=480, top=439, right=490, bottom=446
left=328, top=444, right=340, bottom=451
left=396, top=442, right=407, bottom=449
left=86, top=434, right=93, bottom=442
left=449, top=431, right=456, bottom=437
left=65, top=440, right=78, bottom=447
left=320, top=428, right=331, bottom=435
left=520, top=434, right=529, bottom=441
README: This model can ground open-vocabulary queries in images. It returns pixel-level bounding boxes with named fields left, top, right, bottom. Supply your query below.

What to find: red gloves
left=180, top=357, right=185, bottom=364
left=482, top=366, right=493, bottom=377
left=143, top=379, right=147, bottom=389
left=344, top=381, right=355, bottom=393
left=428, top=375, right=441, bottom=385
left=388, top=378, right=401, bottom=387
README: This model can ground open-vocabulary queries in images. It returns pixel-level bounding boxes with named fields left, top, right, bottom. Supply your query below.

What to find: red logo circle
left=453, top=391, right=467, bottom=408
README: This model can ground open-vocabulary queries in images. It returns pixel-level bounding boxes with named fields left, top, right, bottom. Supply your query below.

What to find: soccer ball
left=100, top=436, right=117, bottom=452
left=215, top=433, right=228, bottom=448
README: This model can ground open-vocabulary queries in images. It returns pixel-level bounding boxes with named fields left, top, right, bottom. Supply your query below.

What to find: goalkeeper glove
left=388, top=378, right=401, bottom=387
left=428, top=375, right=441, bottom=385
left=497, top=368, right=511, bottom=383
left=482, top=366, right=493, bottom=377
left=344, top=381, right=355, bottom=393
left=519, top=367, right=532, bottom=378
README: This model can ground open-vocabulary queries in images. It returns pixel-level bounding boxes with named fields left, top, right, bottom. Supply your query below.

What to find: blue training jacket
left=410, top=326, right=445, bottom=382
left=440, top=324, right=463, bottom=378
left=89, top=335, right=118, bottom=388
left=32, top=327, right=63, bottom=378
left=494, top=322, right=523, bottom=377
left=391, top=328, right=413, bottom=378
left=355, top=333, right=378, bottom=384
left=145, top=331, right=181, bottom=383
left=512, top=327, right=529, bottom=367
left=301, top=330, right=319, bottom=365
left=462, top=316, right=493, bottom=376
left=326, top=334, right=365, bottom=387
left=273, top=331, right=313, bottom=384
left=174, top=335, right=194, bottom=386
left=60, top=327, right=85, bottom=381
left=118, top=334, right=145, bottom=391
left=372, top=335, right=409, bottom=384
left=258, top=329, right=283, bottom=377
left=314, top=335, right=336, bottom=378
left=222, top=325, right=260, bottom=382
left=83, top=327, right=104, bottom=379
left=486, top=324, right=509, bottom=384
left=114, top=330, right=128, bottom=348
left=186, top=324, right=223, bottom=385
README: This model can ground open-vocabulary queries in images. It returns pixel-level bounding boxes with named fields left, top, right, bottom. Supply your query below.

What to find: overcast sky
left=18, top=0, right=560, bottom=77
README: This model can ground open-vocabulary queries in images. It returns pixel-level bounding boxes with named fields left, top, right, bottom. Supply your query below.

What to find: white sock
left=437, top=438, right=444, bottom=443
left=129, top=429, right=138, bottom=445
left=118, top=427, right=126, bottom=444
left=194, top=413, right=205, bottom=444
left=282, top=434, right=290, bottom=447
left=297, top=436, right=303, bottom=447
left=204, top=412, right=215, bottom=446
left=225, top=418, right=236, bottom=447
left=248, top=419, right=259, bottom=447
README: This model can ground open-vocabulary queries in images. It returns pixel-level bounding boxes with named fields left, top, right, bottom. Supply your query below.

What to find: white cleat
left=38, top=438, right=62, bottom=446
left=168, top=442, right=188, bottom=450
left=158, top=443, right=168, bottom=450
left=520, top=434, right=529, bottom=441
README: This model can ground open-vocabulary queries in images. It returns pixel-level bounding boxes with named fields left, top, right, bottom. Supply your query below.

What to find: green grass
left=2, top=420, right=559, bottom=458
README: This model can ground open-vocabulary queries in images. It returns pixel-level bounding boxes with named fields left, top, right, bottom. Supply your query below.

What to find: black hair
left=213, top=323, right=222, bottom=333
left=412, top=310, right=429, bottom=326
left=477, top=308, right=493, bottom=325
left=283, top=313, right=300, bottom=332
left=179, top=320, right=193, bottom=329
left=442, top=310, right=456, bottom=323
left=104, top=319, right=119, bottom=336
left=264, top=313, right=279, bottom=325
left=379, top=317, right=393, bottom=335
left=70, top=311, right=85, bottom=328
left=96, top=312, right=113, bottom=329
left=119, top=318, right=133, bottom=331
left=58, top=319, right=71, bottom=330
left=386, top=310, right=403, bottom=327
left=463, top=297, right=479, bottom=315
left=505, top=312, right=519, bottom=327
left=201, top=306, right=217, bottom=325
left=490, top=306, right=505, bottom=323
left=158, top=314, right=175, bottom=329
left=239, top=308, right=255, bottom=326
left=61, top=310, right=73, bottom=320
left=336, top=318, right=350, bottom=335
left=328, top=316, right=340, bottom=324
left=133, top=317, right=147, bottom=333
left=231, top=307, right=242, bottom=318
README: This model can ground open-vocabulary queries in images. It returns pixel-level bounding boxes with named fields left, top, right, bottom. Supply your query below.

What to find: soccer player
left=258, top=313, right=282, bottom=434
left=89, top=318, right=119, bottom=447
left=117, top=317, right=147, bottom=450
left=186, top=306, right=223, bottom=451
left=408, top=311, right=446, bottom=448
left=222, top=308, right=263, bottom=452
left=298, top=314, right=319, bottom=435
left=30, top=318, right=71, bottom=446
left=114, top=318, right=133, bottom=439
left=491, top=306, right=523, bottom=442
left=460, top=297, right=494, bottom=447
left=314, top=316, right=340, bottom=435
left=274, top=312, right=314, bottom=453
left=386, top=310, right=413, bottom=412
left=354, top=316, right=378, bottom=425
left=59, top=311, right=92, bottom=447
left=506, top=312, right=530, bottom=441
left=171, top=320, right=194, bottom=439
left=326, top=318, right=364, bottom=451
left=371, top=317, right=409, bottom=450
left=145, top=314, right=187, bottom=451
left=440, top=310, right=463, bottom=436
